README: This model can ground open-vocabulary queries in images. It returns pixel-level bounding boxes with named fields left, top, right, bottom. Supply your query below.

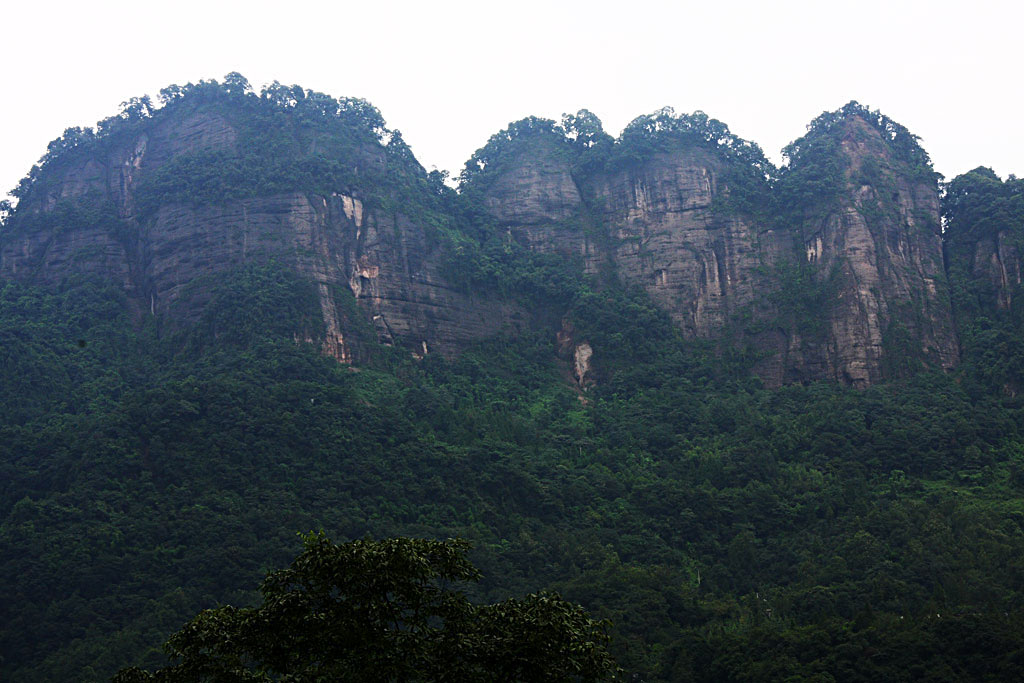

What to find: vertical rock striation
left=584, top=148, right=765, bottom=339
left=1, top=105, right=524, bottom=361
left=475, top=134, right=604, bottom=273
left=1, top=94, right=967, bottom=386
left=783, top=113, right=958, bottom=386
left=944, top=167, right=1024, bottom=313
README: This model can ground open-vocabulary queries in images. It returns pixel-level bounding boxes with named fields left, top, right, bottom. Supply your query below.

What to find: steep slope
left=2, top=89, right=961, bottom=388
left=583, top=143, right=770, bottom=341
left=0, top=81, right=524, bottom=361
left=943, top=166, right=1024, bottom=394
left=465, top=111, right=777, bottom=341
left=944, top=167, right=1024, bottom=312
left=456, top=116, right=602, bottom=277
left=774, top=104, right=959, bottom=386
left=464, top=104, right=958, bottom=386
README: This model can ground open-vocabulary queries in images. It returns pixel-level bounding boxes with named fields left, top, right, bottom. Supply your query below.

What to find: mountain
left=3, top=76, right=1024, bottom=682
left=1, top=87, right=961, bottom=388
left=0, top=82, right=525, bottom=364
left=943, top=166, right=1024, bottom=395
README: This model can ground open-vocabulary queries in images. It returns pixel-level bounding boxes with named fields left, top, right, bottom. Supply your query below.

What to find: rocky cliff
left=138, top=191, right=526, bottom=360
left=0, top=87, right=969, bottom=386
left=0, top=93, right=525, bottom=362
left=775, top=110, right=959, bottom=386
left=944, top=167, right=1024, bottom=314
left=466, top=104, right=959, bottom=386
left=972, top=230, right=1023, bottom=311
left=582, top=147, right=767, bottom=340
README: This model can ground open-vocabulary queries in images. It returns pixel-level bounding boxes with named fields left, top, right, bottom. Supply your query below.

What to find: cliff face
left=478, top=136, right=603, bottom=273
left=470, top=110, right=960, bottom=386
left=970, top=230, right=1022, bottom=310
left=944, top=167, right=1024, bottom=314
left=584, top=148, right=766, bottom=339
left=1, top=97, right=968, bottom=386
left=141, top=192, right=525, bottom=359
left=0, top=108, right=524, bottom=361
left=783, top=115, right=959, bottom=386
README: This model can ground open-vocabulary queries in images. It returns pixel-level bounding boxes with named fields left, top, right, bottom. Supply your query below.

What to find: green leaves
left=117, top=535, right=617, bottom=682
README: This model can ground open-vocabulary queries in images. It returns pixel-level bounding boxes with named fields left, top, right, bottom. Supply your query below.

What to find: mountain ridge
left=3, top=75, right=1024, bottom=683
left=0, top=76, right=1007, bottom=388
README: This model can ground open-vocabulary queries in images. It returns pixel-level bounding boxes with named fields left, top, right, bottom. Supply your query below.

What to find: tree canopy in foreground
left=114, top=534, right=618, bottom=682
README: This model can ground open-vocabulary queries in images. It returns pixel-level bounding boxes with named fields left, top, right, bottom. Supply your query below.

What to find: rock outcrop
left=1, top=107, right=525, bottom=361
left=477, top=135, right=604, bottom=273
left=784, top=114, right=958, bottom=386
left=970, top=229, right=1022, bottom=311
left=0, top=96, right=968, bottom=386
left=469, top=107, right=960, bottom=386
left=944, top=167, right=1024, bottom=314
left=584, top=148, right=766, bottom=339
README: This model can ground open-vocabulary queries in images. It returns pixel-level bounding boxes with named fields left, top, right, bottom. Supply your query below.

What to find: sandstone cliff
left=0, top=96, right=525, bottom=362
left=0, top=91, right=968, bottom=387
left=776, top=111, right=959, bottom=386
left=468, top=105, right=960, bottom=386
left=583, top=147, right=767, bottom=339
left=970, top=229, right=1022, bottom=311
left=944, top=167, right=1024, bottom=314
left=469, top=130, right=604, bottom=276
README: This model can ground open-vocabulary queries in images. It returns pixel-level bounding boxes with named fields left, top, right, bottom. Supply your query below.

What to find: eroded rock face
left=479, top=137, right=603, bottom=270
left=0, top=217, right=133, bottom=290
left=1, top=105, right=964, bottom=386
left=474, top=115, right=960, bottom=386
left=969, top=230, right=1022, bottom=310
left=330, top=196, right=526, bottom=358
left=792, top=116, right=958, bottom=386
left=142, top=112, right=238, bottom=171
left=586, top=149, right=766, bottom=338
left=573, top=342, right=593, bottom=386
left=475, top=139, right=774, bottom=340
left=483, top=139, right=581, bottom=227
left=1, top=114, right=525, bottom=361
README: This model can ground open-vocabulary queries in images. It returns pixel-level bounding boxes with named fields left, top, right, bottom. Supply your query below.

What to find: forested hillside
left=2, top=76, right=1024, bottom=681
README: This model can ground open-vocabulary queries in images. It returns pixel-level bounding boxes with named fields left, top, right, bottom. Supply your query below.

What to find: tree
left=114, top=534, right=618, bottom=682
left=561, top=109, right=611, bottom=151
left=222, top=72, right=252, bottom=97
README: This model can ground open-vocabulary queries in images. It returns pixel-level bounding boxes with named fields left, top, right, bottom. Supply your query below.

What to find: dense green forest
left=2, top=77, right=1024, bottom=681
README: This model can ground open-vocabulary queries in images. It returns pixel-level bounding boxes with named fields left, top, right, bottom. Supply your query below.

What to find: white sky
left=2, top=0, right=1022, bottom=202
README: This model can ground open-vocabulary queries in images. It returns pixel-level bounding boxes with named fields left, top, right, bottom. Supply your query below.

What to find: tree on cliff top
left=114, top=534, right=618, bottom=682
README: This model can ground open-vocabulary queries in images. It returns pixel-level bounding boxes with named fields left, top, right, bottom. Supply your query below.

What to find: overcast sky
left=3, top=0, right=1022, bottom=201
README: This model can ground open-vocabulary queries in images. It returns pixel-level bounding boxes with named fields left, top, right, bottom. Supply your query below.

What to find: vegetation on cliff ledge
left=1, top=77, right=1023, bottom=681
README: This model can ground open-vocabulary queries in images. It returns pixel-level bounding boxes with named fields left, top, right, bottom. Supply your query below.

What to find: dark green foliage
left=457, top=107, right=772, bottom=223
left=614, top=108, right=771, bottom=181
left=565, top=285, right=757, bottom=393
left=130, top=85, right=435, bottom=221
left=437, top=226, right=586, bottom=307
left=3, top=197, right=123, bottom=241
left=171, top=263, right=324, bottom=353
left=0, top=278, right=140, bottom=424
left=943, top=167, right=1024, bottom=394
left=6, top=73, right=440, bottom=236
left=5, top=86, right=1024, bottom=683
left=459, top=116, right=569, bottom=189
left=759, top=260, right=840, bottom=340
left=944, top=167, right=1024, bottom=317
left=671, top=612, right=1024, bottom=682
left=785, top=100, right=937, bottom=184
left=774, top=100, right=939, bottom=230
left=4, top=268, right=1024, bottom=681
left=115, top=534, right=617, bottom=682
left=608, top=108, right=774, bottom=219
